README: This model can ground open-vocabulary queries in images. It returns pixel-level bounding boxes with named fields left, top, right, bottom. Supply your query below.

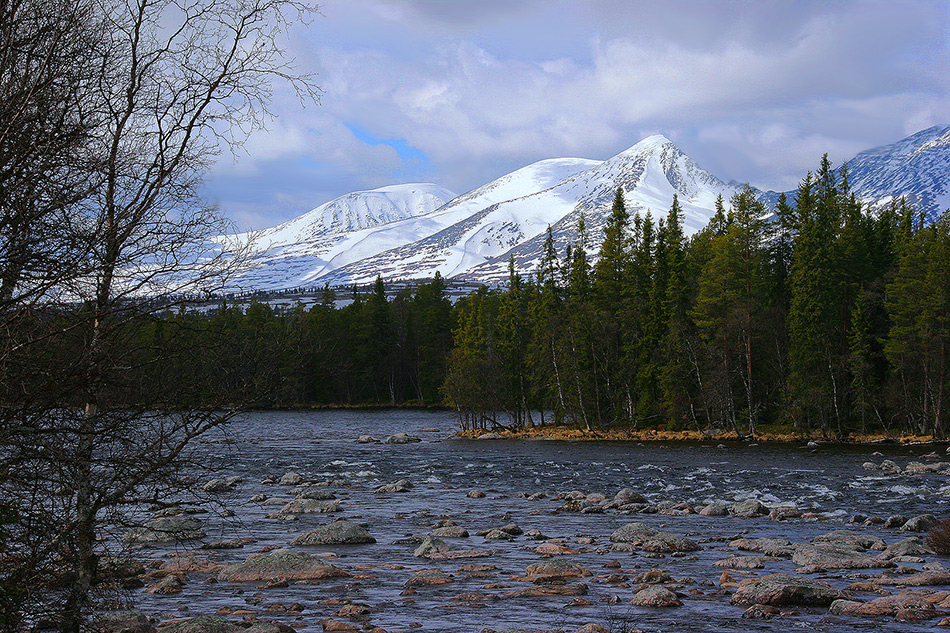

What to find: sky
left=203, top=0, right=950, bottom=232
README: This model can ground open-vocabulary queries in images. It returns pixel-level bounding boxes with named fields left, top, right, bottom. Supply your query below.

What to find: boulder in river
left=729, top=499, right=770, bottom=518
left=383, top=433, right=421, bottom=444
left=731, top=573, right=849, bottom=606
left=405, top=568, right=454, bottom=587
left=158, top=616, right=240, bottom=633
left=124, top=516, right=205, bottom=544
left=375, top=479, right=413, bottom=493
left=279, top=472, right=303, bottom=485
left=792, top=543, right=893, bottom=570
left=811, top=529, right=885, bottom=550
left=525, top=558, right=591, bottom=580
left=629, top=585, right=683, bottom=607
left=217, top=549, right=349, bottom=582
left=414, top=536, right=450, bottom=558
left=829, top=588, right=945, bottom=618
left=279, top=498, right=341, bottom=515
left=730, top=537, right=796, bottom=557
left=610, top=522, right=658, bottom=543
left=289, top=519, right=375, bottom=546
left=900, top=514, right=938, bottom=532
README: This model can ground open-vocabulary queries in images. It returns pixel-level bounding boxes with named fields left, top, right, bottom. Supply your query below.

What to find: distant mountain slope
left=227, top=183, right=456, bottom=291
left=322, top=136, right=737, bottom=285
left=222, top=126, right=950, bottom=291
left=845, top=125, right=950, bottom=219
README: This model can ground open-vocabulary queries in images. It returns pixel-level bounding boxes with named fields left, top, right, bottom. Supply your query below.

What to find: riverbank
left=456, top=425, right=945, bottom=445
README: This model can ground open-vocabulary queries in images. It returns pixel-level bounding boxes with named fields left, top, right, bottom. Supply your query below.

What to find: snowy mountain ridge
left=222, top=127, right=950, bottom=292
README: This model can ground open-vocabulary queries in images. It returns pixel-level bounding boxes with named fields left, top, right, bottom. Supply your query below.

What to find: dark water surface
left=132, top=410, right=950, bottom=632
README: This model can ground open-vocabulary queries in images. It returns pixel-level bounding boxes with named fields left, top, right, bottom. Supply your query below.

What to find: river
left=129, top=410, right=950, bottom=632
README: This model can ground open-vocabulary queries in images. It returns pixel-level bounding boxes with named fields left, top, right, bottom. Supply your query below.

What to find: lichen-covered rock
left=405, top=568, right=454, bottom=587
left=731, top=573, right=849, bottom=606
left=414, top=536, right=450, bottom=558
left=124, top=516, right=205, bottom=544
left=525, top=558, right=591, bottom=579
left=383, top=433, right=421, bottom=444
left=792, top=544, right=893, bottom=570
left=883, top=537, right=934, bottom=559
left=830, top=589, right=941, bottom=618
left=279, top=472, right=303, bottom=485
left=730, top=537, right=795, bottom=557
left=217, top=550, right=349, bottom=582
left=614, top=488, right=647, bottom=505
left=610, top=522, right=658, bottom=543
left=811, top=530, right=885, bottom=550
left=901, top=514, right=938, bottom=532
left=375, top=479, right=412, bottom=493
left=713, top=555, right=772, bottom=569
left=289, top=519, right=375, bottom=546
left=730, top=499, right=770, bottom=518
left=292, top=487, right=336, bottom=500
left=159, top=616, right=241, bottom=633
left=279, top=498, right=341, bottom=515
left=629, top=585, right=682, bottom=607
left=430, top=525, right=469, bottom=538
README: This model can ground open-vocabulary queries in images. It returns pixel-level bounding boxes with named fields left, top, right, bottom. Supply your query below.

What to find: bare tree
left=0, top=0, right=319, bottom=630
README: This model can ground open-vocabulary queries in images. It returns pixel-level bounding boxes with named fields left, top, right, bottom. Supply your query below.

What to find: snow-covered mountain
left=845, top=125, right=950, bottom=219
left=222, top=127, right=950, bottom=291
left=227, top=183, right=456, bottom=291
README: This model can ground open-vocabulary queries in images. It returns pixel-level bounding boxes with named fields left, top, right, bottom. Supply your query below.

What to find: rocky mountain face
left=224, top=127, right=950, bottom=291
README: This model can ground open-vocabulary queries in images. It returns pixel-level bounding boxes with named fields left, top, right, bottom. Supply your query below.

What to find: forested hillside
left=14, top=156, right=945, bottom=440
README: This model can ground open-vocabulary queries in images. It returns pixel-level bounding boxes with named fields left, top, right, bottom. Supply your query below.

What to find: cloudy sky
left=203, top=0, right=950, bottom=231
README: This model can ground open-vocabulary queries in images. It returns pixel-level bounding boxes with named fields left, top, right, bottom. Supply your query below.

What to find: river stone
left=884, top=515, right=908, bottom=528
left=502, top=583, right=588, bottom=598
left=376, top=479, right=412, bottom=493
left=124, top=516, right=205, bottom=544
left=279, top=498, right=341, bottom=515
left=94, top=611, right=156, bottom=633
left=289, top=519, right=375, bottom=546
left=355, top=435, right=378, bottom=443
left=883, top=537, right=934, bottom=559
left=901, top=514, right=938, bottom=532
left=731, top=573, right=849, bottom=606
left=830, top=588, right=941, bottom=617
left=629, top=585, right=682, bottom=607
left=792, top=544, right=893, bottom=570
left=292, top=487, right=336, bottom=500
left=811, top=529, right=885, bottom=550
left=525, top=558, right=591, bottom=579
left=882, top=570, right=950, bottom=586
left=405, top=568, right=454, bottom=587
left=414, top=536, right=450, bottom=558
left=610, top=522, right=659, bottom=543
left=201, top=476, right=243, bottom=492
left=730, top=499, right=770, bottom=518
left=279, top=472, right=303, bottom=485
left=713, top=555, right=772, bottom=569
left=699, top=502, right=730, bottom=516
left=615, top=488, right=647, bottom=505
left=430, top=526, right=469, bottom=538
left=641, top=533, right=701, bottom=553
left=217, top=550, right=349, bottom=582
left=146, top=574, right=183, bottom=594
left=730, top=538, right=796, bottom=557
left=159, top=616, right=241, bottom=633
left=383, top=433, right=421, bottom=444
left=879, top=460, right=901, bottom=474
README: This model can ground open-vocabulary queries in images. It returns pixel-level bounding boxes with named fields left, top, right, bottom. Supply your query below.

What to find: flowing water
left=130, top=410, right=950, bottom=632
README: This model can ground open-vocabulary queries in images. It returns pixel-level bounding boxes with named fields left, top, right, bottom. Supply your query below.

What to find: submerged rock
left=376, top=479, right=412, bottom=493
left=383, top=433, right=421, bottom=444
left=289, top=519, right=375, bottom=546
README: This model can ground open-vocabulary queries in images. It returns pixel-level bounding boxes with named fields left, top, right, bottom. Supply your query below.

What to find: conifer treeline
left=445, top=156, right=949, bottom=438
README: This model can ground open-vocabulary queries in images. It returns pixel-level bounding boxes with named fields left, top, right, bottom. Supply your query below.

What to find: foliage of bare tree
left=0, top=0, right=319, bottom=630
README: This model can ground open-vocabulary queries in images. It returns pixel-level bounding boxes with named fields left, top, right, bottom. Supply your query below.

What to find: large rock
left=730, top=537, right=796, bottom=557
left=124, top=516, right=205, bottom=544
left=279, top=498, right=341, bottom=515
left=731, top=574, right=849, bottom=606
left=414, top=536, right=450, bottom=558
left=811, top=530, right=885, bottom=550
left=525, top=558, right=591, bottom=579
left=405, top=568, right=454, bottom=587
left=883, top=537, right=934, bottom=559
left=375, top=479, right=412, bottom=493
left=430, top=525, right=469, bottom=538
left=792, top=544, right=893, bottom=570
left=383, top=433, right=421, bottom=444
left=901, top=514, right=938, bottom=532
left=159, top=617, right=241, bottom=633
left=629, top=585, right=682, bottom=607
left=289, top=519, right=375, bottom=546
left=730, top=499, right=770, bottom=518
left=610, top=523, right=658, bottom=543
left=217, top=550, right=349, bottom=582
left=830, top=589, right=943, bottom=617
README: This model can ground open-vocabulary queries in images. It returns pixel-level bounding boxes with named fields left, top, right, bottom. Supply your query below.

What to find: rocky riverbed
left=101, top=411, right=950, bottom=633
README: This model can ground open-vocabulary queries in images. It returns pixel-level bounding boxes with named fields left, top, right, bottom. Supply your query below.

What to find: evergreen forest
left=12, top=156, right=947, bottom=440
